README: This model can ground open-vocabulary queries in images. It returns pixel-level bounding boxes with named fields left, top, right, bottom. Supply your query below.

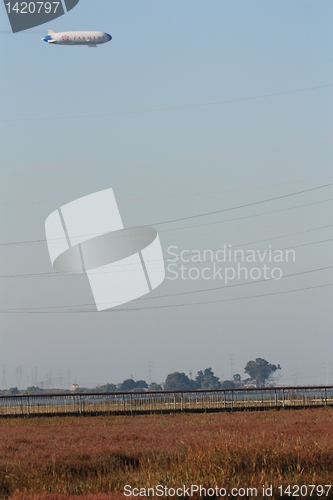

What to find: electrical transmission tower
left=16, top=365, right=23, bottom=390
left=147, top=361, right=152, bottom=384
left=326, top=362, right=333, bottom=385
left=228, top=353, right=235, bottom=379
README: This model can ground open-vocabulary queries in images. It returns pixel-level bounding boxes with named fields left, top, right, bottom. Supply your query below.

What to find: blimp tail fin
left=48, top=29, right=56, bottom=34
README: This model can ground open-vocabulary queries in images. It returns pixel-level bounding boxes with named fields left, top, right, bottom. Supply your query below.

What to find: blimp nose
left=106, top=33, right=112, bottom=41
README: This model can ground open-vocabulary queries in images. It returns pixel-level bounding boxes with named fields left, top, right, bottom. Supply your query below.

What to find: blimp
left=42, top=30, right=112, bottom=47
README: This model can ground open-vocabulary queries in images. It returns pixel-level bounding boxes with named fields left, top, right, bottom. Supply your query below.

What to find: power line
left=150, top=266, right=333, bottom=301
left=118, top=283, right=333, bottom=312
left=1, top=266, right=331, bottom=313
left=0, top=232, right=332, bottom=280
left=0, top=282, right=331, bottom=313
left=2, top=84, right=332, bottom=122
left=1, top=134, right=332, bottom=171
left=158, top=197, right=333, bottom=234
left=151, top=183, right=333, bottom=227
left=0, top=183, right=332, bottom=247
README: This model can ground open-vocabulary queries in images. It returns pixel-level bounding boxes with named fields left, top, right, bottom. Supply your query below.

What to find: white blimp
left=42, top=30, right=112, bottom=47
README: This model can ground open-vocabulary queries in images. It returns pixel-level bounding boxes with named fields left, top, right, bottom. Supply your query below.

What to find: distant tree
left=134, top=380, right=148, bottom=389
left=8, top=387, right=19, bottom=395
left=95, top=383, right=117, bottom=393
left=195, top=370, right=205, bottom=388
left=149, top=382, right=162, bottom=391
left=25, top=386, right=42, bottom=395
left=220, top=380, right=235, bottom=389
left=244, top=358, right=281, bottom=387
left=164, top=372, right=197, bottom=390
left=120, top=379, right=136, bottom=391
left=233, top=374, right=242, bottom=382
left=195, top=368, right=220, bottom=389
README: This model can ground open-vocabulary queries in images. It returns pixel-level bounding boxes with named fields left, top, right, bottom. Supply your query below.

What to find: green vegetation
left=0, top=358, right=281, bottom=395
left=244, top=358, right=281, bottom=387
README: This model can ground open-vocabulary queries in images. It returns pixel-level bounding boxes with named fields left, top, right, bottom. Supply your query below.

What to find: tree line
left=0, top=358, right=281, bottom=395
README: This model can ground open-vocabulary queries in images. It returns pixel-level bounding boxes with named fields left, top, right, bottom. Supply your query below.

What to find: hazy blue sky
left=0, top=0, right=332, bottom=389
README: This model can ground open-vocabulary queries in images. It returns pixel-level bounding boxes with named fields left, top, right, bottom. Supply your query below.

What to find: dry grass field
left=0, top=408, right=332, bottom=499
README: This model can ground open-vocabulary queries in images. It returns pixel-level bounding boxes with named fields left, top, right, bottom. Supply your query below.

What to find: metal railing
left=0, top=386, right=332, bottom=417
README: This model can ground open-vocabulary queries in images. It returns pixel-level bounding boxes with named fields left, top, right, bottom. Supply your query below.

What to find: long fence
left=0, top=386, right=332, bottom=418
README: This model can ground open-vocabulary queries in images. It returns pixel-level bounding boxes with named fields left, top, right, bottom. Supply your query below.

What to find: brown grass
left=0, top=408, right=332, bottom=499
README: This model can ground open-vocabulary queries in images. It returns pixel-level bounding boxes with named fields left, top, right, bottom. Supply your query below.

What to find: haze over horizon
left=1, top=0, right=332, bottom=389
